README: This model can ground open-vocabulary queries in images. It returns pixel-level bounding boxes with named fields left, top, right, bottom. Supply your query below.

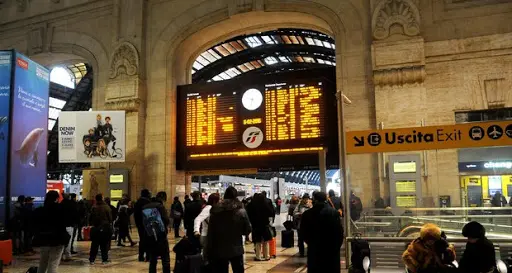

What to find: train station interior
left=1, top=0, right=512, bottom=272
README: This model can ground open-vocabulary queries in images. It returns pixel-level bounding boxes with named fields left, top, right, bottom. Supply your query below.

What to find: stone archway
left=148, top=0, right=372, bottom=199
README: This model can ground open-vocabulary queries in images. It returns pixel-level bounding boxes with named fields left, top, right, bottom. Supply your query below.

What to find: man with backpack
left=134, top=189, right=152, bottom=262
left=142, top=191, right=171, bottom=273
left=300, top=191, right=343, bottom=273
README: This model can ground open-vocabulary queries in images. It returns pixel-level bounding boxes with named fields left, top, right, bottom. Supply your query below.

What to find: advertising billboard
left=58, top=111, right=126, bottom=163
left=0, top=51, right=12, bottom=223
left=9, top=52, right=50, bottom=204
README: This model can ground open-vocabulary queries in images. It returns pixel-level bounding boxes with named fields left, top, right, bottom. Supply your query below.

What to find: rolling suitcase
left=281, top=230, right=294, bottom=248
left=0, top=239, right=13, bottom=265
left=269, top=237, right=277, bottom=258
left=82, top=226, right=92, bottom=241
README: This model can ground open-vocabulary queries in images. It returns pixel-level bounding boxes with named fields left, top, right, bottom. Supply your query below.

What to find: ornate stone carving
left=372, top=0, right=420, bottom=40
left=109, top=42, right=139, bottom=79
left=373, top=66, right=425, bottom=87
left=105, top=98, right=141, bottom=112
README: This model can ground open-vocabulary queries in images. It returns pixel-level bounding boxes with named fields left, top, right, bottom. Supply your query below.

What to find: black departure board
left=177, top=68, right=339, bottom=171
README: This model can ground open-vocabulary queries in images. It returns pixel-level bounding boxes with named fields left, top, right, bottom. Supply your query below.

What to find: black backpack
left=351, top=235, right=371, bottom=270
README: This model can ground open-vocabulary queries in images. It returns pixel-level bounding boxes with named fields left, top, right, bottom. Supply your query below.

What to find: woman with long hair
left=246, top=193, right=274, bottom=261
left=33, top=191, right=69, bottom=273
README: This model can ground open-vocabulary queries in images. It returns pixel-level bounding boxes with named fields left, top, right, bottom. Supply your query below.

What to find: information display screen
left=177, top=68, right=338, bottom=171
left=395, top=181, right=416, bottom=192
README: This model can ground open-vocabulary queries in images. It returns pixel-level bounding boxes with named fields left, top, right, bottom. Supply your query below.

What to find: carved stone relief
left=372, top=0, right=421, bottom=40
left=105, top=98, right=142, bottom=112
left=373, top=66, right=426, bottom=87
left=109, top=42, right=139, bottom=79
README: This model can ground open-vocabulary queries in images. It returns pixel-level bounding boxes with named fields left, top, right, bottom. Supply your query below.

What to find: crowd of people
left=8, top=188, right=504, bottom=273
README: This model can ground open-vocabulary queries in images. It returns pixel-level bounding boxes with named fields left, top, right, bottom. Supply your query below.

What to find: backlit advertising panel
left=0, top=51, right=12, bottom=223
left=9, top=53, right=49, bottom=204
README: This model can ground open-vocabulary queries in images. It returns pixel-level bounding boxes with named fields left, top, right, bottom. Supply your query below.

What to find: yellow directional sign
left=346, top=121, right=512, bottom=154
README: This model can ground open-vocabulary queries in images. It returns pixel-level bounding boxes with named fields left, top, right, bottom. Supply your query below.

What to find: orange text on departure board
left=265, top=84, right=323, bottom=141
left=186, top=95, right=236, bottom=146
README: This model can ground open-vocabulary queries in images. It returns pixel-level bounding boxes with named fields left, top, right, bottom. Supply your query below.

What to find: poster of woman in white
left=58, top=111, right=125, bottom=163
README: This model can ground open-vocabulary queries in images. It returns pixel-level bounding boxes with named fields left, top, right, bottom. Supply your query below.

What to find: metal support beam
left=336, top=90, right=351, bottom=268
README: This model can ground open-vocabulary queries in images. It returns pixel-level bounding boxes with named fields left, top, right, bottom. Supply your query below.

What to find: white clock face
left=242, top=88, right=263, bottom=111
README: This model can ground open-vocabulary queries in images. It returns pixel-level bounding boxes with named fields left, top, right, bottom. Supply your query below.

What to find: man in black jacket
left=207, top=187, right=252, bottom=273
left=61, top=193, right=79, bottom=261
left=301, top=191, right=343, bottom=273
left=89, top=194, right=113, bottom=265
left=184, top=191, right=203, bottom=246
left=134, top=189, right=152, bottom=262
left=143, top=192, right=171, bottom=273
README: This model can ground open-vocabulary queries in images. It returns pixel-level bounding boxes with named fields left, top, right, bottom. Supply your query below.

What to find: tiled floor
left=4, top=215, right=306, bottom=273
left=5, top=235, right=303, bottom=273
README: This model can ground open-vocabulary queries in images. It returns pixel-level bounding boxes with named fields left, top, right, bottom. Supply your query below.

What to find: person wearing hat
left=460, top=221, right=496, bottom=273
left=402, top=223, right=456, bottom=273
left=293, top=193, right=312, bottom=257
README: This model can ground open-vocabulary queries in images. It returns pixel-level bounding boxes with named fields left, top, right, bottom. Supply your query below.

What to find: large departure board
left=177, top=68, right=339, bottom=171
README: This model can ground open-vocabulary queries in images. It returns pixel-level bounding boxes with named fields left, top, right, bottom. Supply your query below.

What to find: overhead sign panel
left=346, top=121, right=512, bottom=154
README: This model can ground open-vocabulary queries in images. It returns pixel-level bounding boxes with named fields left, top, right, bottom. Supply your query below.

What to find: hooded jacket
left=402, top=224, right=456, bottom=273
left=207, top=199, right=252, bottom=260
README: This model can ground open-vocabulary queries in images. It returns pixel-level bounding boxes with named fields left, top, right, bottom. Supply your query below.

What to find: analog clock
left=242, top=88, right=263, bottom=111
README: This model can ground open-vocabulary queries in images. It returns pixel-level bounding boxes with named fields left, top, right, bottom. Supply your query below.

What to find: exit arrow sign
left=353, top=136, right=364, bottom=147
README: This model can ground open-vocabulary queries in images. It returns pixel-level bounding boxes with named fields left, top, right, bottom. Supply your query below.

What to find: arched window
left=50, top=66, right=75, bottom=88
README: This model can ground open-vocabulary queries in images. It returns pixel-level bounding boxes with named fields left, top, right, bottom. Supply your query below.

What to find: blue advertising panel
left=0, top=51, right=12, bottom=223
left=9, top=53, right=49, bottom=205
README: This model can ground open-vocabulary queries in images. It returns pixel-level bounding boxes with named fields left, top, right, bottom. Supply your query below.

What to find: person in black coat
left=133, top=189, right=152, bottom=262
left=460, top=221, right=496, bottom=273
left=33, top=191, right=69, bottom=273
left=246, top=193, right=274, bottom=261
left=207, top=187, right=252, bottom=273
left=184, top=191, right=203, bottom=245
left=170, top=196, right=184, bottom=238
left=300, top=191, right=343, bottom=273
left=144, top=192, right=171, bottom=273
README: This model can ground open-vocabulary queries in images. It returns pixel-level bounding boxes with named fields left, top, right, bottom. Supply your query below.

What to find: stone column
left=104, top=42, right=146, bottom=201
left=370, top=0, right=450, bottom=206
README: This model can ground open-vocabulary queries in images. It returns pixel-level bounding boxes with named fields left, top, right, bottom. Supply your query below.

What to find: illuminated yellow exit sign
left=346, top=121, right=512, bottom=154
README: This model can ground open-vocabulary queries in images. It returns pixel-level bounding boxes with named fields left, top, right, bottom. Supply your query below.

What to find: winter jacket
left=293, top=199, right=312, bottom=229
left=403, top=238, right=456, bottom=273
left=459, top=237, right=496, bottom=273
left=142, top=199, right=170, bottom=247
left=134, top=197, right=151, bottom=228
left=32, top=203, right=69, bottom=247
left=184, top=200, right=203, bottom=233
left=61, top=199, right=79, bottom=227
left=89, top=201, right=112, bottom=230
left=300, top=202, right=343, bottom=273
left=170, top=201, right=184, bottom=219
left=194, top=205, right=211, bottom=237
left=207, top=199, right=252, bottom=260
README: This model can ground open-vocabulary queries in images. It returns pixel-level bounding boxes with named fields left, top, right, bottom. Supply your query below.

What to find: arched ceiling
left=191, top=28, right=336, bottom=83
